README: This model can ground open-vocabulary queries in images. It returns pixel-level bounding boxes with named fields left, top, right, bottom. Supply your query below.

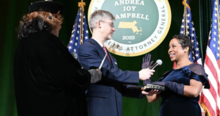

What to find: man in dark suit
left=78, top=10, right=155, bottom=116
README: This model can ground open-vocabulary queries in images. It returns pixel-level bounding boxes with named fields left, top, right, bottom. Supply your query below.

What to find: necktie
left=103, top=46, right=111, bottom=63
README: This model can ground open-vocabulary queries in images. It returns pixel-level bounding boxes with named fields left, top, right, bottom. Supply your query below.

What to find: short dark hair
left=172, top=35, right=193, bottom=54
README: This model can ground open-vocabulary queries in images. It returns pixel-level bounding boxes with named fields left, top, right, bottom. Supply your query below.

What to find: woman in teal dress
left=142, top=35, right=210, bottom=116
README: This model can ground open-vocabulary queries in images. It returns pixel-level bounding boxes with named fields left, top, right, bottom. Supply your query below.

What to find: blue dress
left=158, top=64, right=209, bottom=116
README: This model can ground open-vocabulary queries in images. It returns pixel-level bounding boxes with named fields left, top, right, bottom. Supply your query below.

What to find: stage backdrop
left=0, top=0, right=207, bottom=116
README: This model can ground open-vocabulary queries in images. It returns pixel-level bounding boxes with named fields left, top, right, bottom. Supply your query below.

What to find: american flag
left=179, top=0, right=202, bottom=65
left=178, top=0, right=206, bottom=114
left=67, top=8, right=89, bottom=59
left=200, top=0, right=220, bottom=115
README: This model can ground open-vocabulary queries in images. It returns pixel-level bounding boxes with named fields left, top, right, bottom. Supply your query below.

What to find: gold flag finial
left=182, top=0, right=191, bottom=10
left=78, top=0, right=86, bottom=11
left=78, top=0, right=86, bottom=44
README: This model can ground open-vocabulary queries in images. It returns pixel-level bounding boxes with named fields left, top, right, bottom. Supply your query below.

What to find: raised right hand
left=142, top=53, right=154, bottom=69
left=139, top=68, right=154, bottom=80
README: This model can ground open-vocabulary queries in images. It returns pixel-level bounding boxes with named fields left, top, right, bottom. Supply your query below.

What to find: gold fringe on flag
left=200, top=102, right=211, bottom=116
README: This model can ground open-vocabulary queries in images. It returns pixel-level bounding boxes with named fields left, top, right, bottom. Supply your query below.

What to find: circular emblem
left=88, top=0, right=171, bottom=57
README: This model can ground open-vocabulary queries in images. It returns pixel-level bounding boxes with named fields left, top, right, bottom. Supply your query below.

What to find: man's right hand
left=139, top=68, right=154, bottom=80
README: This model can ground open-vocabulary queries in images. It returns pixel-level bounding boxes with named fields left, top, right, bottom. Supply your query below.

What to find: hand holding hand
left=139, top=68, right=155, bottom=80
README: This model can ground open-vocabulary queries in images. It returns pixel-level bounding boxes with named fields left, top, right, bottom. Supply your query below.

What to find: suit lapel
left=88, top=39, right=105, bottom=55
left=89, top=39, right=112, bottom=66
left=107, top=51, right=116, bottom=68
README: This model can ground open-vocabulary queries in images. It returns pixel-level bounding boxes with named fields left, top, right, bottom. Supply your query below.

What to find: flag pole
left=183, top=0, right=187, bottom=35
left=78, top=0, right=86, bottom=45
left=217, top=0, right=220, bottom=69
left=216, top=2, right=220, bottom=116
left=174, top=0, right=188, bottom=68
left=182, top=0, right=192, bottom=36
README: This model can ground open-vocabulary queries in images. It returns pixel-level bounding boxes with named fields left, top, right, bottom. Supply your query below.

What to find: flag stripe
left=204, top=65, right=218, bottom=100
left=201, top=90, right=216, bottom=115
left=196, top=58, right=202, bottom=65
left=205, top=58, right=218, bottom=91
left=205, top=48, right=220, bottom=111
left=203, top=48, right=220, bottom=116
left=205, top=42, right=220, bottom=107
left=202, top=0, right=220, bottom=115
left=206, top=47, right=220, bottom=75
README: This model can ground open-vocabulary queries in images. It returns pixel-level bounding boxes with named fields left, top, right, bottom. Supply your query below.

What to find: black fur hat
left=28, top=1, right=64, bottom=14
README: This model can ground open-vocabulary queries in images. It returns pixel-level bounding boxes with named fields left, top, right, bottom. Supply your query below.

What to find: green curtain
left=0, top=0, right=204, bottom=116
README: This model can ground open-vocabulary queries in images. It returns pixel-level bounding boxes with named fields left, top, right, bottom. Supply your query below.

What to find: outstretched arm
left=78, top=44, right=154, bottom=84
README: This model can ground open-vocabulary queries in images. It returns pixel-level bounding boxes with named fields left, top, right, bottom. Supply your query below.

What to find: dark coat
left=14, top=31, right=90, bottom=116
left=78, top=39, right=142, bottom=116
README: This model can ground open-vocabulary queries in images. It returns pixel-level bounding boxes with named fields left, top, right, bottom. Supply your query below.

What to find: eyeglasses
left=100, top=20, right=114, bottom=27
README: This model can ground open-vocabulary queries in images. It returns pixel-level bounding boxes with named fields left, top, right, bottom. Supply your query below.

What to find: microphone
left=150, top=59, right=162, bottom=70
left=142, top=59, right=163, bottom=92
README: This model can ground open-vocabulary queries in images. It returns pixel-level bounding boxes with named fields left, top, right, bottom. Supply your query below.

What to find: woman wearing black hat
left=14, top=1, right=101, bottom=116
